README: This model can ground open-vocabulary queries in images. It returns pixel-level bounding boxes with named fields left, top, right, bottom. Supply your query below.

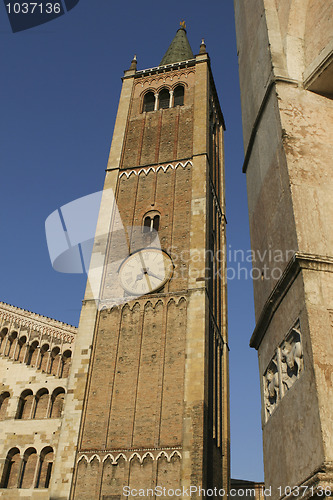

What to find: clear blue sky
left=0, top=0, right=264, bottom=481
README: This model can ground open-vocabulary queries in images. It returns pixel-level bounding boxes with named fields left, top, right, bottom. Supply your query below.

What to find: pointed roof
left=159, top=24, right=194, bottom=66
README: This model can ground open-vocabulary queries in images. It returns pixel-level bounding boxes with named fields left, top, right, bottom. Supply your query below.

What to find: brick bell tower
left=50, top=23, right=229, bottom=499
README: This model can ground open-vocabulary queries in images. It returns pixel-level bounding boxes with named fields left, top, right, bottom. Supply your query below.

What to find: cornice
left=250, top=252, right=333, bottom=349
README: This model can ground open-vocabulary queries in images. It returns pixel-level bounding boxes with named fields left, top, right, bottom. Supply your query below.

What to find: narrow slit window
left=143, top=216, right=152, bottom=233
left=153, top=215, right=160, bottom=232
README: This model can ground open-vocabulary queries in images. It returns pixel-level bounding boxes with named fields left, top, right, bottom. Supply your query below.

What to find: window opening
left=143, top=92, right=155, bottom=112
left=143, top=214, right=160, bottom=233
left=174, top=86, right=184, bottom=106
left=158, top=89, right=170, bottom=109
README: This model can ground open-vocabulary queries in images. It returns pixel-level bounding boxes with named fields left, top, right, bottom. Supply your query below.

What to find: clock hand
left=146, top=269, right=164, bottom=281
left=138, top=253, right=153, bottom=292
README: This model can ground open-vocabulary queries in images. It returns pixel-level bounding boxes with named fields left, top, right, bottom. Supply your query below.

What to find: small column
left=12, top=337, right=19, bottom=361
left=29, top=396, right=36, bottom=420
left=32, top=456, right=41, bottom=488
left=169, top=90, right=174, bottom=108
left=45, top=350, right=52, bottom=374
left=34, top=346, right=41, bottom=369
left=0, top=457, right=6, bottom=487
left=17, top=457, right=25, bottom=488
left=154, top=93, right=159, bottom=111
left=23, top=343, right=30, bottom=364
left=56, top=354, right=62, bottom=378
left=3, top=335, right=9, bottom=357
left=47, top=394, right=53, bottom=419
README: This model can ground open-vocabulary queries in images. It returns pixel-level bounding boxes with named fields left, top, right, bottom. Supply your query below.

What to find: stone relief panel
left=280, top=326, right=303, bottom=393
left=263, top=320, right=303, bottom=422
left=263, top=355, right=280, bottom=418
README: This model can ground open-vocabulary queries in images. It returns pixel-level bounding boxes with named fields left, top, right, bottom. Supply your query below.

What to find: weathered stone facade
left=234, top=1, right=333, bottom=498
left=0, top=302, right=76, bottom=498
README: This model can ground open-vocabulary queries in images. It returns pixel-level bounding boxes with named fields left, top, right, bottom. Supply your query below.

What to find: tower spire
left=159, top=22, right=194, bottom=66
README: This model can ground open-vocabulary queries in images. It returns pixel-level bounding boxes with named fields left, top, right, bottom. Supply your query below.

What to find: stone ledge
left=250, top=252, right=333, bottom=349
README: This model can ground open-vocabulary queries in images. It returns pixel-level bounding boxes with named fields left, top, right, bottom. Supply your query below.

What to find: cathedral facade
left=0, top=302, right=76, bottom=498
left=0, top=26, right=230, bottom=499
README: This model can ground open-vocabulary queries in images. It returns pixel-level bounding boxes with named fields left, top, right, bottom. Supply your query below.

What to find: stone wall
left=234, top=0, right=333, bottom=497
left=0, top=304, right=76, bottom=498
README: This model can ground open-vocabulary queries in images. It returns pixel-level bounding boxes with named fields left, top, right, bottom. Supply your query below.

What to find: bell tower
left=50, top=24, right=229, bottom=499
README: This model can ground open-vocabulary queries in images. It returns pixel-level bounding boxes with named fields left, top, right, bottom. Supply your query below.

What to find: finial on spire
left=199, top=38, right=207, bottom=54
left=180, top=20, right=186, bottom=30
left=129, top=54, right=137, bottom=71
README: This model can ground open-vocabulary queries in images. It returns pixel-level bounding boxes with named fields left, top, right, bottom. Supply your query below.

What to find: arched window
left=0, top=392, right=10, bottom=421
left=0, top=328, right=8, bottom=354
left=49, top=347, right=61, bottom=376
left=1, top=448, right=21, bottom=488
left=15, top=336, right=27, bottom=362
left=26, top=340, right=39, bottom=367
left=5, top=331, right=17, bottom=358
left=173, top=85, right=184, bottom=106
left=38, top=344, right=50, bottom=372
left=50, top=388, right=65, bottom=418
left=33, top=389, right=49, bottom=419
left=16, top=390, right=34, bottom=420
left=158, top=89, right=170, bottom=109
left=19, top=448, right=38, bottom=489
left=143, top=213, right=160, bottom=233
left=36, top=447, right=53, bottom=489
left=143, top=91, right=155, bottom=112
left=59, top=350, right=72, bottom=378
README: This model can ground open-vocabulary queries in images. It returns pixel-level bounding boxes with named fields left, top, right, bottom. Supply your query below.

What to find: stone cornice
left=134, top=59, right=196, bottom=78
left=250, top=253, right=333, bottom=349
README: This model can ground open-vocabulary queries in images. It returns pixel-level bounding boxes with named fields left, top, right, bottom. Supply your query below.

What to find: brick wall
left=121, top=71, right=195, bottom=169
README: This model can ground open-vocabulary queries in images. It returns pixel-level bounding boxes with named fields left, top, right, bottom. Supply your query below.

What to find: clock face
left=119, top=249, right=173, bottom=295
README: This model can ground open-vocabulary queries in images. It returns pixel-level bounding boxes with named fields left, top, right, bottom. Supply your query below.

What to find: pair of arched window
left=16, top=387, right=65, bottom=420
left=143, top=213, right=160, bottom=233
left=142, top=85, right=184, bottom=112
left=1, top=446, right=53, bottom=489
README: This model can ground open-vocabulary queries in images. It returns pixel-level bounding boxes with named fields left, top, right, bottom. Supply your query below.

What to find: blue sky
left=0, top=0, right=264, bottom=481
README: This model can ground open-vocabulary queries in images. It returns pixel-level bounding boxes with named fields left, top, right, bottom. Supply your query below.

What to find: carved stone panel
left=280, top=325, right=303, bottom=393
left=263, top=320, right=304, bottom=422
left=263, top=356, right=280, bottom=418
